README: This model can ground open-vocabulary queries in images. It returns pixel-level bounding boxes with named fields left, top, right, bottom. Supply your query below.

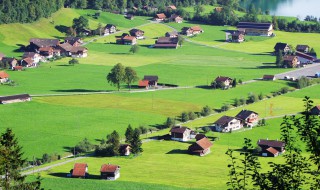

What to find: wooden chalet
left=235, top=110, right=259, bottom=127
left=237, top=22, right=273, bottom=36
left=213, top=115, right=243, bottom=132
left=214, top=76, right=233, bottom=88
left=295, top=51, right=316, bottom=64
left=230, top=31, right=245, bottom=43
left=170, top=126, right=193, bottom=142
left=70, top=47, right=88, bottom=58
left=71, top=163, right=88, bottom=178
left=119, top=144, right=131, bottom=156
left=154, top=37, right=178, bottom=49
left=283, top=55, right=299, bottom=68
left=129, top=29, right=145, bottom=39
left=274, top=42, right=290, bottom=54
left=64, top=37, right=83, bottom=47
left=310, top=105, right=320, bottom=115
left=257, top=139, right=285, bottom=157
left=0, top=94, right=31, bottom=104
left=154, top=13, right=166, bottom=21
left=138, top=80, right=150, bottom=89
left=39, top=47, right=54, bottom=58
left=23, top=52, right=41, bottom=64
left=181, top=26, right=204, bottom=36
left=21, top=58, right=35, bottom=67
left=116, top=35, right=137, bottom=45
left=143, top=75, right=158, bottom=86
left=58, top=43, right=73, bottom=56
left=188, top=137, right=213, bottom=156
left=13, top=66, right=23, bottom=71
left=170, top=14, right=183, bottom=23
left=29, top=38, right=59, bottom=51
left=1, top=57, right=18, bottom=69
left=263, top=75, right=275, bottom=81
left=0, top=71, right=9, bottom=83
left=100, top=164, right=120, bottom=180
left=165, top=31, right=179, bottom=38
left=104, top=24, right=117, bottom=35
left=296, top=45, right=309, bottom=53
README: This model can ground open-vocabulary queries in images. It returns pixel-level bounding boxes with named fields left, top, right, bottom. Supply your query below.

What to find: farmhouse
left=214, top=76, right=233, bottom=88
left=71, top=163, right=88, bottom=178
left=129, top=29, right=144, bottom=39
left=119, top=144, right=131, bottom=156
left=143, top=75, right=158, bottom=86
left=170, top=14, right=183, bottom=23
left=295, top=51, right=316, bottom=64
left=100, top=164, right=120, bottom=180
left=154, top=13, right=166, bottom=21
left=188, top=137, right=213, bottom=156
left=21, top=58, right=36, bottom=67
left=154, top=37, right=178, bottom=49
left=1, top=57, right=18, bottom=69
left=0, top=71, right=9, bottom=83
left=0, top=94, right=31, bottom=104
left=23, top=52, right=41, bottom=64
left=283, top=55, right=299, bottom=68
left=104, top=24, right=117, bottom=35
left=235, top=110, right=259, bottom=127
left=70, top=47, right=88, bottom=58
left=213, top=115, right=243, bottom=132
left=237, top=22, right=273, bottom=36
left=274, top=43, right=290, bottom=54
left=165, top=31, right=179, bottom=38
left=58, top=43, right=73, bottom=56
left=296, top=45, right=309, bottom=53
left=116, top=35, right=137, bottom=45
left=181, top=26, right=204, bottom=36
left=230, top=31, right=245, bottom=43
left=170, top=126, right=192, bottom=141
left=263, top=75, right=275, bottom=81
left=39, top=47, right=54, bottom=58
left=310, top=105, right=320, bottom=115
left=257, top=139, right=285, bottom=157
left=64, top=37, right=83, bottom=47
left=29, top=38, right=59, bottom=51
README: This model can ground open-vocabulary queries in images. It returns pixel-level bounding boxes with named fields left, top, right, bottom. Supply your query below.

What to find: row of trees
left=107, top=63, right=139, bottom=91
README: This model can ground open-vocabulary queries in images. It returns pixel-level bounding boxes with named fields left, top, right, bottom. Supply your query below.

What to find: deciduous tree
left=107, top=63, right=125, bottom=91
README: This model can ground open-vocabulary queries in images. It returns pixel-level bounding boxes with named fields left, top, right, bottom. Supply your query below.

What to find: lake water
left=240, top=0, right=320, bottom=20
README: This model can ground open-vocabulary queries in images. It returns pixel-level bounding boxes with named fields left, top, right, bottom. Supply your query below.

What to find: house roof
left=274, top=42, right=288, bottom=51
left=123, top=36, right=136, bottom=41
left=39, top=47, right=53, bottom=52
left=168, top=5, right=177, bottom=10
left=266, top=147, right=279, bottom=155
left=129, top=29, right=143, bottom=34
left=283, top=55, right=297, bottom=62
left=215, top=76, right=232, bottom=82
left=190, top=26, right=202, bottom=31
left=170, top=126, right=190, bottom=134
left=106, top=24, right=116, bottom=28
left=153, top=44, right=178, bottom=48
left=22, top=58, right=34, bottom=66
left=165, top=31, right=179, bottom=36
left=156, top=37, right=178, bottom=44
left=196, top=137, right=213, bottom=150
left=100, top=164, right=120, bottom=173
left=59, top=43, right=73, bottom=51
left=237, top=22, right=272, bottom=30
left=296, top=51, right=315, bottom=61
left=311, top=105, right=320, bottom=112
left=170, top=14, right=180, bottom=19
left=0, top=71, right=9, bottom=79
left=195, top=134, right=207, bottom=141
left=0, top=94, right=30, bottom=102
left=258, top=139, right=285, bottom=148
left=143, top=75, right=158, bottom=81
left=30, top=38, right=59, bottom=48
left=65, top=37, right=82, bottom=46
left=70, top=47, right=88, bottom=53
left=296, top=45, right=309, bottom=50
left=138, top=80, right=149, bottom=87
left=263, top=75, right=275, bottom=80
left=13, top=66, right=23, bottom=70
left=156, top=13, right=166, bottom=19
left=214, top=115, right=236, bottom=126
left=23, top=52, right=39, bottom=58
left=1, top=57, right=17, bottom=63
left=72, top=163, right=87, bottom=177
left=235, top=110, right=258, bottom=120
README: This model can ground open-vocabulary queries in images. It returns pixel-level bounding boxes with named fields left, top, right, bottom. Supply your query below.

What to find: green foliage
left=129, top=44, right=139, bottom=54
left=188, top=111, right=197, bottom=120
left=124, top=66, right=138, bottom=90
left=232, top=78, right=237, bottom=87
left=201, top=105, right=212, bottom=116
left=125, top=124, right=134, bottom=144
left=221, top=104, right=230, bottom=112
left=247, top=93, right=258, bottom=104
left=75, top=138, right=94, bottom=154
left=178, top=35, right=184, bottom=47
left=181, top=112, right=189, bottom=122
left=68, top=58, right=79, bottom=65
left=258, top=92, right=264, bottom=100
left=297, top=76, right=311, bottom=89
left=164, top=117, right=175, bottom=128
left=138, top=125, right=148, bottom=134
left=130, top=128, right=142, bottom=155
left=106, top=63, right=125, bottom=91
left=106, top=130, right=120, bottom=156
left=72, top=16, right=89, bottom=35
left=275, top=50, right=284, bottom=67
left=202, top=126, right=211, bottom=134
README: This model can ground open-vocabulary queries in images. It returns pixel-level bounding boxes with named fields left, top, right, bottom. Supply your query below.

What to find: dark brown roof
left=274, top=42, right=289, bottom=51
left=258, top=139, right=285, bottom=148
left=263, top=75, right=275, bottom=80
left=237, top=22, right=272, bottom=30
left=0, top=94, right=30, bottom=102
left=154, top=44, right=177, bottom=48
left=214, top=115, right=236, bottom=126
left=196, top=137, right=213, bottom=150
left=22, top=58, right=34, bottom=66
left=235, top=110, right=258, bottom=120
left=129, top=29, right=144, bottom=36
left=70, top=47, right=88, bottom=53
left=30, top=38, right=59, bottom=48
left=23, top=52, right=39, bottom=58
left=195, top=134, right=206, bottom=141
left=266, top=147, right=279, bottom=155
left=106, top=24, right=116, bottom=29
left=143, top=75, right=158, bottom=81
left=100, top=164, right=120, bottom=173
left=170, top=126, right=190, bottom=134
left=0, top=71, right=9, bottom=79
left=156, top=37, right=178, bottom=44
left=1, top=57, right=17, bottom=63
left=39, top=47, right=53, bottom=52
left=283, top=55, right=297, bottom=62
left=215, top=76, right=232, bottom=82
left=296, top=45, right=309, bottom=51
left=58, top=43, right=73, bottom=52
left=295, top=51, right=315, bottom=61
left=72, top=163, right=87, bottom=177
left=165, top=31, right=179, bottom=37
left=64, top=37, right=82, bottom=46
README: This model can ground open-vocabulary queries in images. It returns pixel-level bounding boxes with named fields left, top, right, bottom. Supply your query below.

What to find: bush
left=201, top=105, right=212, bottom=116
left=280, top=87, right=289, bottom=94
left=247, top=93, right=258, bottom=104
left=181, top=112, right=189, bottom=122
left=164, top=117, right=175, bottom=128
left=188, top=111, right=197, bottom=120
left=139, top=125, right=148, bottom=134
left=202, top=126, right=211, bottom=134
left=221, top=104, right=230, bottom=112
left=297, top=76, right=311, bottom=89
left=258, top=93, right=264, bottom=100
left=75, top=138, right=94, bottom=154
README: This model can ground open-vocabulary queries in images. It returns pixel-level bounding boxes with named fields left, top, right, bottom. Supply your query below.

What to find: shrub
left=139, top=125, right=148, bottom=134
left=297, top=76, right=311, bottom=89
left=258, top=92, right=264, bottom=100
left=188, top=111, right=197, bottom=120
left=202, top=126, right=211, bottom=134
left=280, top=87, right=289, bottom=94
left=201, top=105, right=212, bottom=116
left=221, top=104, right=230, bottom=112
left=164, top=117, right=175, bottom=128
left=181, top=112, right=189, bottom=122
left=247, top=93, right=258, bottom=104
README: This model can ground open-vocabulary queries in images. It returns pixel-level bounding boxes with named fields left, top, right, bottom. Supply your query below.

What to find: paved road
left=275, top=63, right=320, bottom=80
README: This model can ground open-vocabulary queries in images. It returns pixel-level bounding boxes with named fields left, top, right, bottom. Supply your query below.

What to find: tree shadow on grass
left=166, top=149, right=188, bottom=154
left=55, top=25, right=69, bottom=34
left=48, top=172, right=70, bottom=178
left=51, top=89, right=111, bottom=93
left=56, top=64, right=73, bottom=67
left=195, top=85, right=212, bottom=90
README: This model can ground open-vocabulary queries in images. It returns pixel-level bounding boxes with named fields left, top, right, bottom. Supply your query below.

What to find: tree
left=201, top=105, right=212, bottom=116
left=72, top=16, right=89, bottom=34
left=275, top=50, right=284, bottom=67
left=188, top=111, right=197, bottom=120
left=75, top=138, right=94, bottom=154
left=232, top=78, right=237, bottom=87
left=0, top=128, right=41, bottom=189
left=129, top=44, right=139, bottom=54
left=124, top=67, right=138, bottom=90
left=106, top=130, right=120, bottom=156
left=297, top=76, right=311, bottom=89
left=247, top=93, right=258, bottom=104
left=181, top=111, right=189, bottom=122
left=178, top=35, right=184, bottom=47
left=164, top=117, right=175, bottom=128
left=130, top=128, right=143, bottom=154
left=69, top=58, right=79, bottom=66
left=125, top=124, right=134, bottom=143
left=107, top=63, right=125, bottom=91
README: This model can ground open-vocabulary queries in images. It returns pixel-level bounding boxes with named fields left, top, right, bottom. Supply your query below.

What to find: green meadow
left=0, top=7, right=319, bottom=190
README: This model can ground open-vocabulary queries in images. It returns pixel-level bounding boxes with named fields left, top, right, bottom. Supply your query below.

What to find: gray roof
left=237, top=22, right=272, bottom=30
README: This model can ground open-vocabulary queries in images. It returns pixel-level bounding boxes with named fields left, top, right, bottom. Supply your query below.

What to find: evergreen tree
left=106, top=63, right=125, bottom=91
left=275, top=50, right=284, bottom=67
left=125, top=124, right=134, bottom=143
left=106, top=130, right=120, bottom=156
left=130, top=128, right=143, bottom=154
left=72, top=16, right=89, bottom=34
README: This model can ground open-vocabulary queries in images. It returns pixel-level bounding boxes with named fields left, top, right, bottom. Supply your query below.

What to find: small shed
left=100, top=164, right=120, bottom=180
left=71, top=163, right=88, bottom=178
left=263, top=75, right=275, bottom=81
left=188, top=137, right=213, bottom=156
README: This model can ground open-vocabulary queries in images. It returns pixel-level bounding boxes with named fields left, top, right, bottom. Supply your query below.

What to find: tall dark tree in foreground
left=0, top=128, right=42, bottom=189
left=72, top=16, right=89, bottom=35
left=107, top=63, right=125, bottom=91
left=226, top=97, right=320, bottom=189
left=124, top=67, right=138, bottom=90
left=130, top=128, right=143, bottom=154
left=125, top=124, right=134, bottom=143
left=106, top=130, right=120, bottom=156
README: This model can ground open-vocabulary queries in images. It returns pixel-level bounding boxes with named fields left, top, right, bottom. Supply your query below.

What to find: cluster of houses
left=70, top=163, right=121, bottom=180
left=213, top=110, right=259, bottom=132
left=0, top=37, right=88, bottom=70
left=115, top=29, right=145, bottom=45
left=274, top=42, right=317, bottom=68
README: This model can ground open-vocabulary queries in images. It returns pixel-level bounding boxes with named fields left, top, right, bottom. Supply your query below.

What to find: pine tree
left=130, top=128, right=143, bottom=154
left=125, top=124, right=134, bottom=143
left=106, top=130, right=120, bottom=156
